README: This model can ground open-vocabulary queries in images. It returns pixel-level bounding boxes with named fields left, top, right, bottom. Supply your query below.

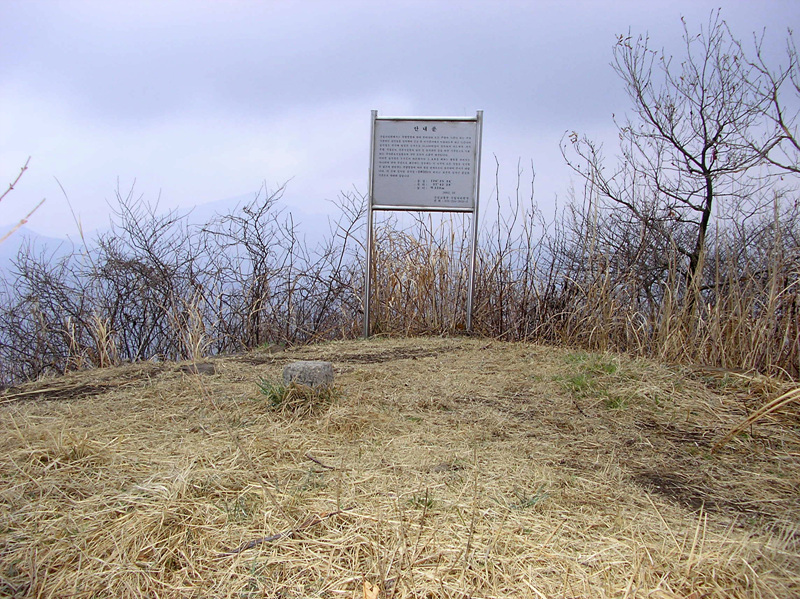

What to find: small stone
left=180, top=362, right=217, bottom=376
left=282, top=361, right=334, bottom=388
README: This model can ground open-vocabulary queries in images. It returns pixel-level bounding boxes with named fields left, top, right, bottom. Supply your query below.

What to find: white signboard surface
left=372, top=119, right=478, bottom=210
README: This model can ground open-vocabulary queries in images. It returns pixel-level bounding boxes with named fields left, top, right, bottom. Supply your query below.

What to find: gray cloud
left=0, top=0, right=797, bottom=235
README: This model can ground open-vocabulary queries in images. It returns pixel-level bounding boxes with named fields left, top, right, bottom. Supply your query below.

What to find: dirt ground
left=1, top=336, right=798, bottom=598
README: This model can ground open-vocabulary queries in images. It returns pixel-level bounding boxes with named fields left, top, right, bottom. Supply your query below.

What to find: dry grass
left=1, top=337, right=799, bottom=598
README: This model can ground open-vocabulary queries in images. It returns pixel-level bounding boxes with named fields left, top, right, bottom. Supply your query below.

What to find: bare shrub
left=0, top=182, right=369, bottom=385
left=0, top=169, right=797, bottom=384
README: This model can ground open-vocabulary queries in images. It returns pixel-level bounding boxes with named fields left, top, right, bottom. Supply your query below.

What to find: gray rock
left=179, top=362, right=217, bottom=376
left=282, top=361, right=334, bottom=388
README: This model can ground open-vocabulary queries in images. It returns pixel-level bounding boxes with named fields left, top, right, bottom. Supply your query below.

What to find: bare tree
left=563, top=11, right=779, bottom=291
left=744, top=30, right=800, bottom=174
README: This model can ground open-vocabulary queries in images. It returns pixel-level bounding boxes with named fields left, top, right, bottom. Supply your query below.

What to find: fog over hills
left=0, top=225, right=75, bottom=274
left=0, top=188, right=354, bottom=276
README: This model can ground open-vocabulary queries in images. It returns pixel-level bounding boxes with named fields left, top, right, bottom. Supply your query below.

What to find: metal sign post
left=364, top=110, right=483, bottom=337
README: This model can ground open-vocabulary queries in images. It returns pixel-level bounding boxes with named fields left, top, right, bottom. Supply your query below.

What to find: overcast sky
left=1, top=0, right=797, bottom=239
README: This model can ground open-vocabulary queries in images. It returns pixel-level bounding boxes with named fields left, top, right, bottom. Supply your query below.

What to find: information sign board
left=372, top=119, right=479, bottom=210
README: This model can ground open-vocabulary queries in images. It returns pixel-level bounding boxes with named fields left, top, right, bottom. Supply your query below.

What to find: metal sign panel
left=364, top=111, right=483, bottom=337
left=371, top=118, right=479, bottom=211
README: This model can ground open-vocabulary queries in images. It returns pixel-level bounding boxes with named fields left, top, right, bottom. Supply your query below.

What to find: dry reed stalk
left=174, top=296, right=212, bottom=362
left=64, top=314, right=86, bottom=371
left=89, top=312, right=119, bottom=368
left=713, top=385, right=800, bottom=452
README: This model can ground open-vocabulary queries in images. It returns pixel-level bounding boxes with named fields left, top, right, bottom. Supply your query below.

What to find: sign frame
left=364, top=110, right=483, bottom=337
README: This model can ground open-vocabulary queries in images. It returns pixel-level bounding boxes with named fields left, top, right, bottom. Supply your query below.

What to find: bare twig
left=0, top=158, right=30, bottom=204
left=0, top=198, right=46, bottom=245
left=217, top=507, right=354, bottom=556
left=0, top=158, right=45, bottom=245
left=305, top=452, right=337, bottom=470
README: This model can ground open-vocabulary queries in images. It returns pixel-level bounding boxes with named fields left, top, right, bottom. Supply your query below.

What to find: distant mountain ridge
left=0, top=193, right=348, bottom=278
left=0, top=225, right=75, bottom=275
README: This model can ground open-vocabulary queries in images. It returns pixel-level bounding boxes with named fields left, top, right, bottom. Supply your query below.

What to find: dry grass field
left=1, top=337, right=799, bottom=598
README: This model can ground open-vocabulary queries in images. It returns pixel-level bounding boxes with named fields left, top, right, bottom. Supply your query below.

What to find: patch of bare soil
left=0, top=361, right=169, bottom=403
left=1, top=337, right=798, bottom=598
left=333, top=345, right=460, bottom=364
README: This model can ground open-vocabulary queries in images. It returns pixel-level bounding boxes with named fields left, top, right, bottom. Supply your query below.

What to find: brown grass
left=1, top=337, right=799, bottom=598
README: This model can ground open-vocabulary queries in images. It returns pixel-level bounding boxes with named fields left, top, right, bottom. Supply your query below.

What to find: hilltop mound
left=1, top=337, right=798, bottom=598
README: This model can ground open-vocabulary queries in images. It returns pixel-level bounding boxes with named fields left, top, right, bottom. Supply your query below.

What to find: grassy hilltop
left=1, top=336, right=798, bottom=598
